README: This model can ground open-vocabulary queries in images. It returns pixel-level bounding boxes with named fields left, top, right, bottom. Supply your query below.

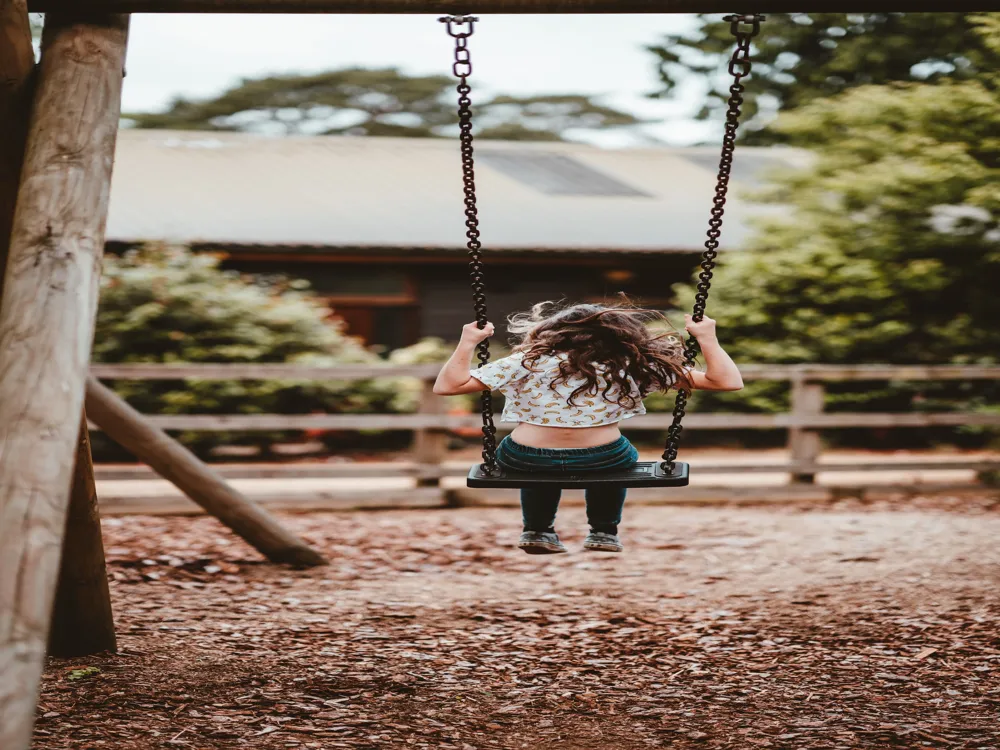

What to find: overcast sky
left=106, top=13, right=717, bottom=148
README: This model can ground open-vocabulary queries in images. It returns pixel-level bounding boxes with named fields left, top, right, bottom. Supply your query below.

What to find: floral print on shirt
left=471, top=351, right=676, bottom=428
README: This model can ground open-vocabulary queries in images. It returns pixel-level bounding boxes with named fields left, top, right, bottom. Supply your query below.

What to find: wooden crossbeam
left=25, top=0, right=994, bottom=13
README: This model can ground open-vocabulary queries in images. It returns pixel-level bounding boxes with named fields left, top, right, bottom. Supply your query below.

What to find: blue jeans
left=495, top=435, right=639, bottom=535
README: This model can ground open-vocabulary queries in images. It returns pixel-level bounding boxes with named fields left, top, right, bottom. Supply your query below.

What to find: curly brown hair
left=507, top=300, right=689, bottom=408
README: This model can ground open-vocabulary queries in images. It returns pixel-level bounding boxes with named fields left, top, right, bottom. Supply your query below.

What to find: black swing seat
left=467, top=461, right=689, bottom=489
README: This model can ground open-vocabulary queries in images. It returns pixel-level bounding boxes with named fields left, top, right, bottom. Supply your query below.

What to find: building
left=105, top=130, right=808, bottom=349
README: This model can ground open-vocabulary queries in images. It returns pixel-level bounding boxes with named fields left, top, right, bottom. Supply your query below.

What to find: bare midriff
left=509, top=422, right=623, bottom=449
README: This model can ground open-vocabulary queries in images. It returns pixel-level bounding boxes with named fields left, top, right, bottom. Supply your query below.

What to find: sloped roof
left=106, top=130, right=809, bottom=253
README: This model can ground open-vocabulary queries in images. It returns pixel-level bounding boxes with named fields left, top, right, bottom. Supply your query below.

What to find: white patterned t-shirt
left=471, top=351, right=676, bottom=428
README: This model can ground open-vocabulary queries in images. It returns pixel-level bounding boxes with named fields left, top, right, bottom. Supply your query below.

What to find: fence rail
left=94, top=459, right=1000, bottom=482
left=90, top=411, right=1000, bottom=432
left=90, top=362, right=1000, bottom=493
left=90, top=363, right=1000, bottom=382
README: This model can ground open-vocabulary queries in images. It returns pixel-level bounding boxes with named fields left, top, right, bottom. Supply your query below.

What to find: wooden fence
left=87, top=363, right=1000, bottom=510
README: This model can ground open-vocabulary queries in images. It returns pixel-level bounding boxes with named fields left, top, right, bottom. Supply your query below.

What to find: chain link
left=441, top=15, right=499, bottom=475
left=441, top=14, right=763, bottom=477
left=661, top=13, right=764, bottom=472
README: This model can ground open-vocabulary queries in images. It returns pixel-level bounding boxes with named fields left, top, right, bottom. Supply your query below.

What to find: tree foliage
left=475, top=95, right=644, bottom=142
left=672, top=14, right=1000, bottom=427
left=124, top=68, right=643, bottom=141
left=649, top=13, right=997, bottom=142
left=94, top=245, right=417, bottom=456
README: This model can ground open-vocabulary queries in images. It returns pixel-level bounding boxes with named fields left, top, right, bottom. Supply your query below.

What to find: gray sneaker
left=583, top=531, right=624, bottom=553
left=518, top=531, right=568, bottom=555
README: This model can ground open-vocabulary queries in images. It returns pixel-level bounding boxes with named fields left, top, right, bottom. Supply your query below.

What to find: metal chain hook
left=661, top=13, right=764, bottom=473
left=440, top=14, right=477, bottom=38
left=441, top=15, right=499, bottom=476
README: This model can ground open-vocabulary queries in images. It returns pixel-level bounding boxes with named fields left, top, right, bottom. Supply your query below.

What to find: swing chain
left=441, top=15, right=499, bottom=475
left=661, top=13, right=764, bottom=473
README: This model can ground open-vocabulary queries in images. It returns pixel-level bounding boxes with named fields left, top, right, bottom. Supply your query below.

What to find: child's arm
left=682, top=314, right=744, bottom=392
left=432, top=322, right=495, bottom=396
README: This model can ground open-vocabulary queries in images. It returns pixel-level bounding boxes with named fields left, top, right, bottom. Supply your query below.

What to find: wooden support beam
left=48, top=418, right=118, bottom=658
left=84, top=376, right=327, bottom=567
left=24, top=0, right=996, bottom=12
left=0, top=12, right=129, bottom=750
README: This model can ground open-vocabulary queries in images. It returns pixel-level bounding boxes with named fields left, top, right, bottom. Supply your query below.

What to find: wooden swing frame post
left=2, top=2, right=121, bottom=666
left=47, top=418, right=119, bottom=658
left=0, top=11, right=129, bottom=750
left=0, top=15, right=323, bottom=748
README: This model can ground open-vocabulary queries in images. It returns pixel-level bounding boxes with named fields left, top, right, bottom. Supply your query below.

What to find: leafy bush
left=93, top=244, right=405, bottom=458
left=668, top=15, right=1000, bottom=448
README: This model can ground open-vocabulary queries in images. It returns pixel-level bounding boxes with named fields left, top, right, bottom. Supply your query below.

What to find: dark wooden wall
left=419, top=265, right=594, bottom=346
left=210, top=250, right=701, bottom=350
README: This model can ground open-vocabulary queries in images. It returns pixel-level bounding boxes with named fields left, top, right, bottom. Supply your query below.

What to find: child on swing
left=434, top=301, right=744, bottom=555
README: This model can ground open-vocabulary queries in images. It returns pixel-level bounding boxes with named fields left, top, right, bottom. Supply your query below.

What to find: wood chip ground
left=35, top=493, right=1000, bottom=749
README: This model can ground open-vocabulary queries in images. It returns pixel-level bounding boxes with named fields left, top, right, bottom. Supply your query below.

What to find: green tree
left=94, top=244, right=416, bottom=457
left=649, top=13, right=997, bottom=142
left=671, top=14, right=1000, bottom=426
left=476, top=95, right=645, bottom=142
left=123, top=68, right=643, bottom=141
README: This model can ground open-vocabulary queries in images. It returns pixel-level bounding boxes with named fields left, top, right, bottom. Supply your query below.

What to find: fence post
left=788, top=376, right=825, bottom=484
left=412, top=378, right=447, bottom=487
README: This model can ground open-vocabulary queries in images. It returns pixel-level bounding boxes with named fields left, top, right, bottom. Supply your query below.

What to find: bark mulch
left=35, top=493, right=1000, bottom=749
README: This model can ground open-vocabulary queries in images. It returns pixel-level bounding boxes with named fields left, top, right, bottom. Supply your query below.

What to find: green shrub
left=93, top=244, right=403, bottom=458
